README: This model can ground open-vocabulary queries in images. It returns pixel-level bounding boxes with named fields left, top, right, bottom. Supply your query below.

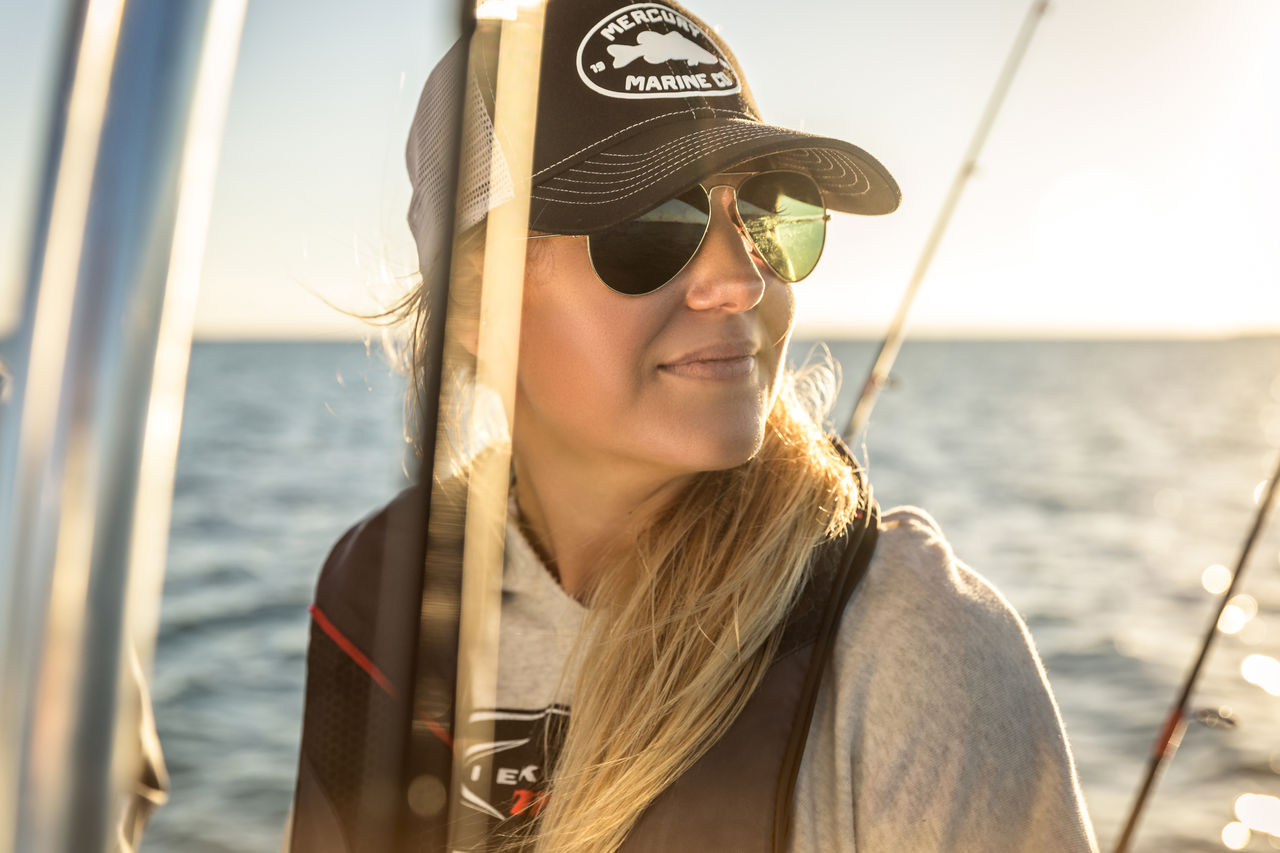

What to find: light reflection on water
left=1234, top=792, right=1280, bottom=840
left=141, top=338, right=1280, bottom=852
left=1241, top=655, right=1280, bottom=696
left=1205, top=565, right=1233, bottom=595
left=1220, top=595, right=1260, bottom=635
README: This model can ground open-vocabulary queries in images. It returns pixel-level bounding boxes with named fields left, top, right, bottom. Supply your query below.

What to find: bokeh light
left=1203, top=564, right=1233, bottom=595
left=1242, top=655, right=1280, bottom=696
left=1255, top=479, right=1271, bottom=505
left=1220, top=595, right=1259, bottom=635
left=1223, top=820, right=1252, bottom=850
left=1237, top=793, right=1280, bottom=837
left=1234, top=594, right=1259, bottom=620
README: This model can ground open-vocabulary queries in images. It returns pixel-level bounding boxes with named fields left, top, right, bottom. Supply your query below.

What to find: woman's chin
left=655, top=420, right=768, bottom=476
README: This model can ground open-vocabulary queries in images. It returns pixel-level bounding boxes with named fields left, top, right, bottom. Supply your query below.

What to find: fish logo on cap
left=576, top=2, right=740, bottom=99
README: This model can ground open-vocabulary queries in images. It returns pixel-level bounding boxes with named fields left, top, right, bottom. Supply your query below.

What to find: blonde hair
left=525, top=366, right=862, bottom=853
left=389, top=238, right=863, bottom=853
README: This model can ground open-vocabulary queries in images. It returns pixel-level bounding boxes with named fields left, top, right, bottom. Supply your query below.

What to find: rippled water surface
left=142, top=338, right=1280, bottom=852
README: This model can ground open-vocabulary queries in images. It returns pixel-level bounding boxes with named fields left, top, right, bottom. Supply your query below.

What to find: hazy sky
left=2, top=0, right=1278, bottom=339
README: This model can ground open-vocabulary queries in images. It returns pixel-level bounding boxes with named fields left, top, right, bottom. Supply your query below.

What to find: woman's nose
left=681, top=186, right=767, bottom=313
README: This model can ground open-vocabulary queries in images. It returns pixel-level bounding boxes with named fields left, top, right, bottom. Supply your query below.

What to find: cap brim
left=528, top=117, right=900, bottom=234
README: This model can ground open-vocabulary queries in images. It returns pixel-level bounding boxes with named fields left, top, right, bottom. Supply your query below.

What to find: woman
left=291, top=1, right=1099, bottom=851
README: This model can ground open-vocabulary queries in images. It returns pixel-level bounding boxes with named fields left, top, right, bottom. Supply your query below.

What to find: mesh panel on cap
left=406, top=38, right=514, bottom=273
left=457, top=78, right=513, bottom=232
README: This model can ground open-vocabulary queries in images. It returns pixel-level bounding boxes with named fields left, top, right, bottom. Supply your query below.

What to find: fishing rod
left=384, top=1, right=478, bottom=846
left=842, top=0, right=1050, bottom=444
left=397, top=2, right=546, bottom=850
left=442, top=5, right=546, bottom=849
left=1111, top=446, right=1280, bottom=853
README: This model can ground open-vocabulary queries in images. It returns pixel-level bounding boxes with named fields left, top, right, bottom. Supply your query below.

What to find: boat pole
left=0, top=1, right=245, bottom=850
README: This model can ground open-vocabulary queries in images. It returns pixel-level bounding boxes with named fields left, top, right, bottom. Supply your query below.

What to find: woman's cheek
left=761, top=282, right=796, bottom=380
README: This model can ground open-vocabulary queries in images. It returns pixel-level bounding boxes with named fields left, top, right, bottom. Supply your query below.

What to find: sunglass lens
left=588, top=189, right=711, bottom=295
left=736, top=171, right=827, bottom=282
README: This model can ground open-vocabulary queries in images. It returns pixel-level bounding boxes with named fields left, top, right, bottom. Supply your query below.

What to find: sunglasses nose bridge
left=701, top=185, right=757, bottom=266
left=704, top=184, right=744, bottom=231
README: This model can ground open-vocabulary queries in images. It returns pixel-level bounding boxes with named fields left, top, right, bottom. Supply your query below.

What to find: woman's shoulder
left=312, top=484, right=428, bottom=635
left=822, top=505, right=1098, bottom=849
left=861, top=505, right=1033, bottom=642
left=834, top=502, right=1071, bottom=743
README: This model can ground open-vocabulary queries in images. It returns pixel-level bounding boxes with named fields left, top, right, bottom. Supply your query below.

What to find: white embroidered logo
left=606, top=31, right=718, bottom=68
left=576, top=3, right=741, bottom=99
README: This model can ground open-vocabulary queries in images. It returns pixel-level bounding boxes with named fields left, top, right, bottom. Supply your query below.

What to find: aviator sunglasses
left=531, top=170, right=829, bottom=296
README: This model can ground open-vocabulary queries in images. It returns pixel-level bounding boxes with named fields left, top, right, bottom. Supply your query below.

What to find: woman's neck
left=511, top=447, right=690, bottom=599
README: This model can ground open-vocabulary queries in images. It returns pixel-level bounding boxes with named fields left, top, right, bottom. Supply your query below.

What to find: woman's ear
left=452, top=231, right=544, bottom=358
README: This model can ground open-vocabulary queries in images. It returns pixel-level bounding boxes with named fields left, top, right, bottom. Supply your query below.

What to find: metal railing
left=0, top=1, right=246, bottom=850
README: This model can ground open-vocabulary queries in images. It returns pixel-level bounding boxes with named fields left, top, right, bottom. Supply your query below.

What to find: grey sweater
left=495, top=505, right=1099, bottom=852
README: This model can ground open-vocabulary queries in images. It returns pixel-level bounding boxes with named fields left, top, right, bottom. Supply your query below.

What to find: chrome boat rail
left=0, top=1, right=246, bottom=850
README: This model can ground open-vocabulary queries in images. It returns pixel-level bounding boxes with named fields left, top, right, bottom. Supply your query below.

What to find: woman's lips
left=659, top=343, right=758, bottom=380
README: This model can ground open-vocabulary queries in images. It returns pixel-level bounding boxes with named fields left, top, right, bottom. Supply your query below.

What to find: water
left=142, top=338, right=1280, bottom=852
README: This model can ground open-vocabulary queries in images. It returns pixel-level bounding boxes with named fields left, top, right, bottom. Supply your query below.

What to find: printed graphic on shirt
left=455, top=705, right=569, bottom=850
left=576, top=3, right=740, bottom=99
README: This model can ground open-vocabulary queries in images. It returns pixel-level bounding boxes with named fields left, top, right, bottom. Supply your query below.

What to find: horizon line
left=181, top=328, right=1280, bottom=344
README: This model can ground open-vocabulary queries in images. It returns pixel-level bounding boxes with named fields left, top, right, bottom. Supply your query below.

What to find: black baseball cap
left=407, top=0, right=900, bottom=269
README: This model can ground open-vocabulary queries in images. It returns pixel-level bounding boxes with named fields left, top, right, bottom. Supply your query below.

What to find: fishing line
left=1112, top=445, right=1280, bottom=853
left=842, top=0, right=1050, bottom=444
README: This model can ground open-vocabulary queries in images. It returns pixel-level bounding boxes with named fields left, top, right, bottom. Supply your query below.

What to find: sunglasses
left=531, top=170, right=829, bottom=296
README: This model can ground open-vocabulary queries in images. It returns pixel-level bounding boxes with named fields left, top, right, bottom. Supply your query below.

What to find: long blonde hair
left=389, top=239, right=864, bottom=853
left=525, top=362, right=861, bottom=852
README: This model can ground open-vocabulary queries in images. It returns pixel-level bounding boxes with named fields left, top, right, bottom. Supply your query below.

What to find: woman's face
left=514, top=173, right=796, bottom=488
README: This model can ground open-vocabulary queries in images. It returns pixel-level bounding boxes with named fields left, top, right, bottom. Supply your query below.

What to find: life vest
left=290, top=482, right=878, bottom=852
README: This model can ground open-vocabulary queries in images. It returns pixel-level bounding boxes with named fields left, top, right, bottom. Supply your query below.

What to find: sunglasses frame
left=527, top=170, right=830, bottom=296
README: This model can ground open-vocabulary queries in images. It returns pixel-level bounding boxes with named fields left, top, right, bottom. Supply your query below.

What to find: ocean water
left=140, top=338, right=1280, bottom=852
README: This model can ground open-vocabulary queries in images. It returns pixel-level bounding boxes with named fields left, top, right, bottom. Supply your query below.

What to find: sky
left=2, top=0, right=1278, bottom=339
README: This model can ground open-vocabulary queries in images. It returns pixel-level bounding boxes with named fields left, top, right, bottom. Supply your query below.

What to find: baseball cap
left=406, top=0, right=900, bottom=272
